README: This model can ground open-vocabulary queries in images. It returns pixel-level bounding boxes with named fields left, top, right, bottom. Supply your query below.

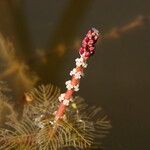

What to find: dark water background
left=0, top=0, right=150, bottom=149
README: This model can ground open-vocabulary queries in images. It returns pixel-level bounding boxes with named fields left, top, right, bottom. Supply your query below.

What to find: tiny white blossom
left=65, top=80, right=79, bottom=91
left=65, top=80, right=71, bottom=85
left=58, top=93, right=65, bottom=102
left=74, top=84, right=79, bottom=91
left=49, top=121, right=54, bottom=125
left=65, top=80, right=74, bottom=90
left=92, top=28, right=99, bottom=36
left=66, top=84, right=73, bottom=90
left=63, top=99, right=70, bottom=106
left=74, top=72, right=82, bottom=79
left=82, top=63, right=87, bottom=68
left=75, top=57, right=87, bottom=68
left=70, top=68, right=83, bottom=79
left=70, top=68, right=77, bottom=76
left=75, top=57, right=83, bottom=66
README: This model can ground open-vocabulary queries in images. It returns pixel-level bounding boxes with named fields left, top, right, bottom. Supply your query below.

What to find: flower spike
left=55, top=28, right=100, bottom=121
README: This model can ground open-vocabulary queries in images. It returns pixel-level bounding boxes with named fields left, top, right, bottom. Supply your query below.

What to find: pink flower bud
left=79, top=47, right=85, bottom=55
left=89, top=46, right=94, bottom=51
left=85, top=51, right=90, bottom=57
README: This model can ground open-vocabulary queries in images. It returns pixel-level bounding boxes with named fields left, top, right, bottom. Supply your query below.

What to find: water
left=0, top=0, right=150, bottom=149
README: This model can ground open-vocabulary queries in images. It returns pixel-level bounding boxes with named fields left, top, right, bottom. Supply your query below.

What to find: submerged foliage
left=0, top=81, right=17, bottom=128
left=0, top=34, right=38, bottom=90
left=0, top=84, right=111, bottom=150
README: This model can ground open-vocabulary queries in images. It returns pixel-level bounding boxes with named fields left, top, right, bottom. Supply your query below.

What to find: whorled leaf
left=0, top=84, right=111, bottom=150
left=0, top=81, right=17, bottom=128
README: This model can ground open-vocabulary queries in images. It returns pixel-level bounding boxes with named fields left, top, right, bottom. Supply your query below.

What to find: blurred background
left=0, top=0, right=150, bottom=149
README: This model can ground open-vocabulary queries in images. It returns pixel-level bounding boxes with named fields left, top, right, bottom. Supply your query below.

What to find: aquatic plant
left=0, top=34, right=38, bottom=90
left=0, top=81, right=17, bottom=128
left=0, top=28, right=111, bottom=150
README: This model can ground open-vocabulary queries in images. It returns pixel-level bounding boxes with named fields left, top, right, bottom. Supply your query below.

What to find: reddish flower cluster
left=54, top=28, right=99, bottom=121
left=79, top=28, right=99, bottom=57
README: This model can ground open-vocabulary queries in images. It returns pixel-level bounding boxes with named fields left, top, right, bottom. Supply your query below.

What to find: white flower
left=75, top=57, right=88, bottom=68
left=65, top=80, right=79, bottom=91
left=70, top=68, right=76, bottom=76
left=63, top=99, right=70, bottom=106
left=74, top=84, right=79, bottom=91
left=49, top=121, right=54, bottom=125
left=70, top=68, right=84, bottom=79
left=75, top=57, right=83, bottom=66
left=58, top=93, right=73, bottom=106
left=82, top=62, right=88, bottom=68
left=92, top=28, right=99, bottom=36
left=65, top=80, right=71, bottom=85
left=74, top=72, right=82, bottom=79
left=58, top=93, right=65, bottom=102
left=65, top=80, right=73, bottom=90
